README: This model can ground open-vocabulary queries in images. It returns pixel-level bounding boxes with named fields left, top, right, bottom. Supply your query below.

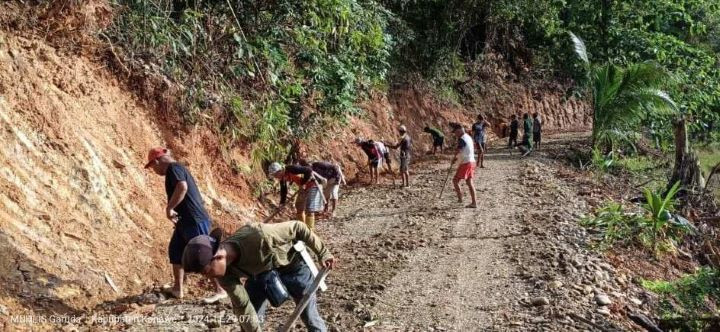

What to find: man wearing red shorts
left=451, top=123, right=478, bottom=208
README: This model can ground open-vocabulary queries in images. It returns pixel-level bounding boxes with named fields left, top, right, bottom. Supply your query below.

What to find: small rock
left=0, top=304, right=8, bottom=315
left=548, top=281, right=563, bottom=289
left=531, top=297, right=550, bottom=306
left=630, top=297, right=643, bottom=306
left=597, top=307, right=611, bottom=316
left=595, top=294, right=612, bottom=306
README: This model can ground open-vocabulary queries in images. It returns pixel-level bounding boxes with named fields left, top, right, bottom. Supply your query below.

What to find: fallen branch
left=703, top=161, right=720, bottom=195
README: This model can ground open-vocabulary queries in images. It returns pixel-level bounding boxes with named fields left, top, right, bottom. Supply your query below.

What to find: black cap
left=182, top=231, right=222, bottom=273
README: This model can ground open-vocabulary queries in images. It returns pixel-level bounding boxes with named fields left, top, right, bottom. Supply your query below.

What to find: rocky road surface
left=76, top=134, right=653, bottom=331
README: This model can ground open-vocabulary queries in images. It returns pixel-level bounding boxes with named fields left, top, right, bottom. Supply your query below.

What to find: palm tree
left=569, top=32, right=677, bottom=151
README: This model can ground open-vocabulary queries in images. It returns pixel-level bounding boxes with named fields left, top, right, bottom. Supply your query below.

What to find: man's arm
left=219, top=275, right=262, bottom=332
left=166, top=181, right=188, bottom=220
left=287, top=221, right=335, bottom=267
left=452, top=138, right=464, bottom=164
left=311, top=171, right=327, bottom=185
left=279, top=180, right=288, bottom=205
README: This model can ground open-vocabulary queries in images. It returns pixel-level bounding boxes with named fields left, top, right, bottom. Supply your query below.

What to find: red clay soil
left=0, top=1, right=591, bottom=328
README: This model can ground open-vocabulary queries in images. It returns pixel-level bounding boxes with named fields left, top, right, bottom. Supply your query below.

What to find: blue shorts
left=474, top=135, right=485, bottom=145
left=168, top=219, right=211, bottom=265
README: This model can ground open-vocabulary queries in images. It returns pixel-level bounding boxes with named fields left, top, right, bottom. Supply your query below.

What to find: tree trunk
left=668, top=118, right=705, bottom=198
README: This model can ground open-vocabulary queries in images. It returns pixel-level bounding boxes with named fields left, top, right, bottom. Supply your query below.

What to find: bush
left=642, top=267, right=720, bottom=331
left=581, top=182, right=690, bottom=254
left=106, top=0, right=393, bottom=165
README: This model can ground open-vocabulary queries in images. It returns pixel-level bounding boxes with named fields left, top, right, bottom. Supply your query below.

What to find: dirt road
left=85, top=134, right=640, bottom=331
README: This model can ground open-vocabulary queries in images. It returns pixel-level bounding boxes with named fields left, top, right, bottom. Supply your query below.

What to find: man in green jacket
left=182, top=221, right=337, bottom=332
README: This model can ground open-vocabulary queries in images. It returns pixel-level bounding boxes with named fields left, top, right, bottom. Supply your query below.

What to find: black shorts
left=533, top=131, right=541, bottom=143
left=433, top=136, right=444, bottom=147
left=383, top=152, right=391, bottom=164
left=370, top=159, right=380, bottom=168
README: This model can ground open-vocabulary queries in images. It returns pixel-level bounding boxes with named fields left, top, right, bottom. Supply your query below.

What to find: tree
left=570, top=32, right=678, bottom=151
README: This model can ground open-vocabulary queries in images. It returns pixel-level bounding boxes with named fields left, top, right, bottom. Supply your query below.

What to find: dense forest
left=107, top=0, right=719, bottom=160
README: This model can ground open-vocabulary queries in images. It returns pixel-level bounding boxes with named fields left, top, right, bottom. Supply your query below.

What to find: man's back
left=311, top=161, right=340, bottom=181
left=164, top=163, right=209, bottom=224
left=510, top=120, right=519, bottom=135
left=458, top=133, right=476, bottom=164
left=223, top=221, right=333, bottom=277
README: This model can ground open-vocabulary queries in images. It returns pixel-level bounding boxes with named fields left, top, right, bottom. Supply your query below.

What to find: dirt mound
left=0, top=32, right=256, bottom=324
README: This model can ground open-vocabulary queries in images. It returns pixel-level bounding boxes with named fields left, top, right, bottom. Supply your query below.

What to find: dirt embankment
left=0, top=32, right=257, bottom=322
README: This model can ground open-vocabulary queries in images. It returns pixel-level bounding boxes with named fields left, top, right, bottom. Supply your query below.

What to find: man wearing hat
left=144, top=147, right=227, bottom=302
left=386, top=124, right=412, bottom=187
left=182, top=220, right=337, bottom=332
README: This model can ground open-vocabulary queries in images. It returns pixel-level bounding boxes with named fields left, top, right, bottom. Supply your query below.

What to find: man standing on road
left=423, top=126, right=445, bottom=155
left=386, top=125, right=412, bottom=187
left=145, top=147, right=227, bottom=303
left=508, top=114, right=519, bottom=153
left=267, top=162, right=327, bottom=230
left=520, top=113, right=534, bottom=157
left=309, top=160, right=345, bottom=218
left=182, top=220, right=337, bottom=332
left=471, top=114, right=490, bottom=168
left=533, top=112, right=542, bottom=150
left=450, top=124, right=478, bottom=208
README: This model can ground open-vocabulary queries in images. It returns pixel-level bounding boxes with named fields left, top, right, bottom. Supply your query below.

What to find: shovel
left=278, top=267, right=330, bottom=332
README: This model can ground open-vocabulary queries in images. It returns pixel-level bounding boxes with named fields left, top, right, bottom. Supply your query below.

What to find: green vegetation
left=104, top=0, right=720, bottom=166
left=107, top=0, right=392, bottom=163
left=570, top=32, right=677, bottom=151
left=581, top=182, right=690, bottom=253
left=642, top=267, right=720, bottom=331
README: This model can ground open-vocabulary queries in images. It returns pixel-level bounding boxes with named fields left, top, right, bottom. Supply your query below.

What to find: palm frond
left=569, top=32, right=589, bottom=64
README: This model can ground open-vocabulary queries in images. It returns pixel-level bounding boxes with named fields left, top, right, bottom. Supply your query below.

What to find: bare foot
left=465, top=203, right=477, bottom=209
left=162, top=286, right=183, bottom=299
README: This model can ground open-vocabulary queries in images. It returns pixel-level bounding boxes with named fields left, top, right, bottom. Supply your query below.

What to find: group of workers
left=141, top=110, right=542, bottom=332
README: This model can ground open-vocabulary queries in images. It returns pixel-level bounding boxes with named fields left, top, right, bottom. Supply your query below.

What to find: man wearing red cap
left=144, top=147, right=227, bottom=302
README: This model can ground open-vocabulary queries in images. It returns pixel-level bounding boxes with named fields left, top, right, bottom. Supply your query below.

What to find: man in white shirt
left=450, top=123, right=478, bottom=208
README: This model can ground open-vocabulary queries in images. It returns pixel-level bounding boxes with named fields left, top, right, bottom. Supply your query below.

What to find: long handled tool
left=279, top=267, right=330, bottom=332
left=262, top=190, right=299, bottom=224
left=437, top=160, right=455, bottom=200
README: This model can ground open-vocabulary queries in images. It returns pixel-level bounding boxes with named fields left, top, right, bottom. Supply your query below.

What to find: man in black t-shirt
left=508, top=115, right=519, bottom=152
left=145, top=147, right=226, bottom=303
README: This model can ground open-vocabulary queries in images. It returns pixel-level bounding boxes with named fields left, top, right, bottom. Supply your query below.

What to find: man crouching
left=182, top=221, right=337, bottom=332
